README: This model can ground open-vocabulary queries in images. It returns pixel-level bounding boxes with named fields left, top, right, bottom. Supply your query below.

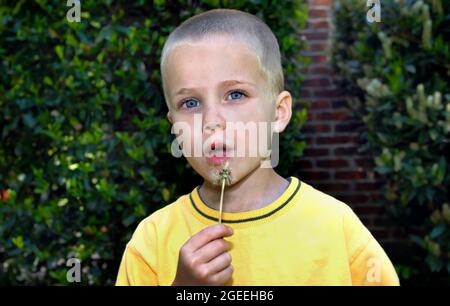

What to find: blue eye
left=227, top=90, right=246, bottom=101
left=180, top=90, right=246, bottom=109
left=181, top=99, right=199, bottom=109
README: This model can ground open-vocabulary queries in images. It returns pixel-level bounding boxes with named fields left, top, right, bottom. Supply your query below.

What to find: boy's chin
left=208, top=166, right=233, bottom=187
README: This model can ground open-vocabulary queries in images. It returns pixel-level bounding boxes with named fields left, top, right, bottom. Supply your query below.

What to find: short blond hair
left=160, top=8, right=284, bottom=104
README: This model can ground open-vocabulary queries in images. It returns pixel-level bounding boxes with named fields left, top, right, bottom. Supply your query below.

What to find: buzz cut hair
left=160, top=8, right=284, bottom=105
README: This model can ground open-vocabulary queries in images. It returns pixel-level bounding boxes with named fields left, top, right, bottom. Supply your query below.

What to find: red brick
left=315, top=111, right=349, bottom=121
left=313, top=89, right=346, bottom=98
left=355, top=158, right=374, bottom=168
left=303, top=124, right=331, bottom=133
left=353, top=205, right=383, bottom=215
left=307, top=42, right=328, bottom=52
left=334, top=147, right=357, bottom=156
left=303, top=78, right=331, bottom=87
left=334, top=122, right=362, bottom=132
left=336, top=194, right=369, bottom=204
left=311, top=0, right=332, bottom=5
left=372, top=216, right=395, bottom=227
left=356, top=183, right=381, bottom=191
left=308, top=100, right=330, bottom=110
left=302, top=32, right=329, bottom=41
left=305, top=137, right=315, bottom=145
left=298, top=159, right=313, bottom=169
left=371, top=193, right=382, bottom=201
left=316, top=159, right=349, bottom=168
left=335, top=170, right=366, bottom=180
left=309, top=9, right=328, bottom=18
left=303, top=148, right=329, bottom=156
left=390, top=228, right=404, bottom=239
left=373, top=172, right=384, bottom=181
left=298, top=0, right=388, bottom=232
left=331, top=100, right=348, bottom=109
left=299, top=171, right=330, bottom=181
left=307, top=65, right=333, bottom=74
left=316, top=136, right=354, bottom=145
left=316, top=183, right=350, bottom=192
left=299, top=89, right=312, bottom=98
left=310, top=55, right=328, bottom=64
left=309, top=20, right=330, bottom=30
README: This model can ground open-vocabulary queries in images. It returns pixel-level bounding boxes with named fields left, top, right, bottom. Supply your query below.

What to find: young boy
left=116, top=8, right=399, bottom=286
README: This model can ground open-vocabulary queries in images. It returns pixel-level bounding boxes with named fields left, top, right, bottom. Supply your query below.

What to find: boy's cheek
left=184, top=156, right=214, bottom=182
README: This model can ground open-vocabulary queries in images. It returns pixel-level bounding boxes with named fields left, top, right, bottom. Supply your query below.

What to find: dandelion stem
left=217, top=161, right=231, bottom=224
left=219, top=177, right=226, bottom=224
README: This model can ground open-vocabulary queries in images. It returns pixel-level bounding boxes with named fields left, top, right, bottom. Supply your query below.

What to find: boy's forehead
left=165, top=38, right=266, bottom=94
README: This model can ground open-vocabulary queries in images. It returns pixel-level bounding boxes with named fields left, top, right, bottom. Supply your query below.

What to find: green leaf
left=426, top=255, right=443, bottom=272
left=55, top=45, right=64, bottom=60
left=122, top=214, right=137, bottom=227
left=12, top=236, right=24, bottom=249
left=430, top=224, right=446, bottom=239
left=409, top=234, right=425, bottom=248
left=22, top=113, right=36, bottom=128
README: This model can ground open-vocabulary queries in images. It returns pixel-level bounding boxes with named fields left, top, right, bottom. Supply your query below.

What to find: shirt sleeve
left=115, top=219, right=159, bottom=286
left=343, top=205, right=400, bottom=286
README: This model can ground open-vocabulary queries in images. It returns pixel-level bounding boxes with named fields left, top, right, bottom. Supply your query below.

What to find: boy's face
left=164, top=36, right=291, bottom=186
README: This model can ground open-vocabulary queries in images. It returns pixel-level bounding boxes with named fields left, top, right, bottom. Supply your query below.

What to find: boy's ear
left=167, top=111, right=173, bottom=124
left=274, top=91, right=292, bottom=133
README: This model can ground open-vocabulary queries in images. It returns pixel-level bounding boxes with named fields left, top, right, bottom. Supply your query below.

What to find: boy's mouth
left=206, top=153, right=230, bottom=166
left=205, top=142, right=233, bottom=166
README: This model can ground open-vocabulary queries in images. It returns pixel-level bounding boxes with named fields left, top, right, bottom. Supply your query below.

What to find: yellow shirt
left=116, top=177, right=399, bottom=286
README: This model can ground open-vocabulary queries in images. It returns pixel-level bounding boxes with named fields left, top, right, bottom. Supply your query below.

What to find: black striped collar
left=189, top=177, right=301, bottom=224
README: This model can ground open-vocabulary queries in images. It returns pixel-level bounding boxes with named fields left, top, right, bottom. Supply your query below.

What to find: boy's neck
left=198, top=167, right=289, bottom=213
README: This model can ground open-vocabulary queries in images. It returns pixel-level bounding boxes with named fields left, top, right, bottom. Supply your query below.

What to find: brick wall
left=297, top=0, right=399, bottom=248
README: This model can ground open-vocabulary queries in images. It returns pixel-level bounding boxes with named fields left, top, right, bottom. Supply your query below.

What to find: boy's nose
left=202, top=106, right=226, bottom=134
left=204, top=122, right=222, bottom=134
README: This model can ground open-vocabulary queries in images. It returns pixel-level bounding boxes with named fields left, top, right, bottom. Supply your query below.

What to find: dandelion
left=212, top=161, right=232, bottom=224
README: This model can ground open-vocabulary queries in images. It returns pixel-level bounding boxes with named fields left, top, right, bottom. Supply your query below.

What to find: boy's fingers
left=211, top=265, right=234, bottom=285
left=194, top=238, right=231, bottom=263
left=206, top=251, right=232, bottom=274
left=187, top=224, right=233, bottom=252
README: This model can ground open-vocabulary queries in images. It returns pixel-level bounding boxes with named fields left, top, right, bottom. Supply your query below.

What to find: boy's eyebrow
left=174, top=79, right=256, bottom=96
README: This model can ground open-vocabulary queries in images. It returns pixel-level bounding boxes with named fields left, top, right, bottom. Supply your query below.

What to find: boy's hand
left=172, top=224, right=234, bottom=286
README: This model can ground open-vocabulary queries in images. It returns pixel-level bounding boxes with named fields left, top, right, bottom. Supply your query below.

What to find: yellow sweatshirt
left=116, top=177, right=399, bottom=286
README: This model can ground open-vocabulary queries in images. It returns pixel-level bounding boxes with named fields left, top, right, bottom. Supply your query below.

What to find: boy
left=116, top=8, right=399, bottom=286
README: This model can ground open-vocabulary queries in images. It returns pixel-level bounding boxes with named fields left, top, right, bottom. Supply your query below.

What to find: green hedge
left=332, top=0, right=449, bottom=284
left=0, top=1, right=309, bottom=285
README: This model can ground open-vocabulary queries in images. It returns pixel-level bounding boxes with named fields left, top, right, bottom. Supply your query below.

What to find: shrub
left=0, top=0, right=309, bottom=285
left=332, top=0, right=449, bottom=284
